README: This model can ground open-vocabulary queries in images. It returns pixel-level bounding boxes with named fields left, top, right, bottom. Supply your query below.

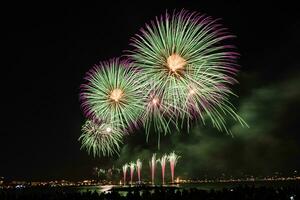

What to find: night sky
left=1, top=1, right=299, bottom=181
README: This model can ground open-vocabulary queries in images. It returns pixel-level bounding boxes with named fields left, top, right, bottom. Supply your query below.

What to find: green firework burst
left=80, top=58, right=145, bottom=130
left=128, top=9, right=248, bottom=134
left=79, top=120, right=123, bottom=157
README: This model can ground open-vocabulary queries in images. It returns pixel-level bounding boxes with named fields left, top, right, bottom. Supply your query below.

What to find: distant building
left=31, top=182, right=41, bottom=186
left=12, top=181, right=27, bottom=185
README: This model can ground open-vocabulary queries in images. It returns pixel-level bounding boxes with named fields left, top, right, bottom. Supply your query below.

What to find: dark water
left=3, top=180, right=299, bottom=196
left=76, top=180, right=300, bottom=195
left=2, top=181, right=299, bottom=200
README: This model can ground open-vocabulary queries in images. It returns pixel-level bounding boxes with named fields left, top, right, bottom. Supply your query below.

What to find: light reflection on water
left=76, top=180, right=300, bottom=196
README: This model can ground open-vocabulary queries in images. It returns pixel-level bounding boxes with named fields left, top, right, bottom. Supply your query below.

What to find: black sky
left=1, top=1, right=299, bottom=181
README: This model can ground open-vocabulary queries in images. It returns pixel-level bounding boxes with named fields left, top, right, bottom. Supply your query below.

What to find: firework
left=141, top=90, right=178, bottom=146
left=128, top=9, right=247, bottom=134
left=80, top=58, right=145, bottom=130
left=129, top=162, right=136, bottom=185
left=136, top=159, right=142, bottom=183
left=149, top=153, right=158, bottom=185
left=159, top=154, right=168, bottom=185
left=79, top=120, right=123, bottom=157
left=122, top=163, right=129, bottom=185
left=168, top=152, right=180, bottom=183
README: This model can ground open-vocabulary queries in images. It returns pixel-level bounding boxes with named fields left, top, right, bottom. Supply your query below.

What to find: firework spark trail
left=80, top=58, right=146, bottom=131
left=159, top=154, right=168, bottom=185
left=129, top=162, right=136, bottom=185
left=122, top=164, right=128, bottom=185
left=141, top=91, right=178, bottom=147
left=149, top=153, right=158, bottom=185
left=79, top=9, right=248, bottom=157
left=136, top=159, right=142, bottom=183
left=128, top=9, right=248, bottom=136
left=79, top=120, right=123, bottom=157
left=168, top=152, right=180, bottom=183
